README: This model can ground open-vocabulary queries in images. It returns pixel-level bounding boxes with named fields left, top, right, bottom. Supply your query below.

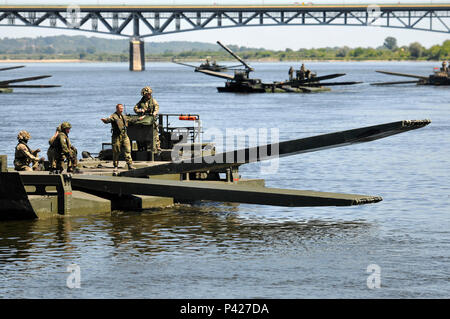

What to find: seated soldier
left=47, top=123, right=79, bottom=173
left=14, top=130, right=43, bottom=171
left=49, top=122, right=80, bottom=174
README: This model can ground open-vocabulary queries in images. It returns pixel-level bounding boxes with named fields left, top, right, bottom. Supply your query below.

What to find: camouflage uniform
left=441, top=61, right=448, bottom=73
left=48, top=124, right=78, bottom=172
left=51, top=122, right=78, bottom=173
left=288, top=66, right=294, bottom=81
left=103, top=111, right=139, bottom=169
left=14, top=131, right=41, bottom=171
left=134, top=86, right=161, bottom=151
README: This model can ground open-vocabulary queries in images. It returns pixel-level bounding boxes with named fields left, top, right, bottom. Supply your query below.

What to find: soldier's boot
left=127, top=162, right=135, bottom=170
left=112, top=161, right=119, bottom=176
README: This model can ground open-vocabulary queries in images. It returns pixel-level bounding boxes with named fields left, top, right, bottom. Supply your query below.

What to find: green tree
left=409, top=42, right=424, bottom=58
left=336, top=46, right=350, bottom=57
left=383, top=37, right=398, bottom=51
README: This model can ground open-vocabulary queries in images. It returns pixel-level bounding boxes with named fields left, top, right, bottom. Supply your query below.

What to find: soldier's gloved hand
left=33, top=149, right=41, bottom=154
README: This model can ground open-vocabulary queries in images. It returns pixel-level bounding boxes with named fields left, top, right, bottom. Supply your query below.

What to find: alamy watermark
left=66, top=264, right=81, bottom=289
left=66, top=4, right=81, bottom=28
left=366, top=264, right=381, bottom=289
left=367, top=5, right=382, bottom=27
left=170, top=127, right=280, bottom=174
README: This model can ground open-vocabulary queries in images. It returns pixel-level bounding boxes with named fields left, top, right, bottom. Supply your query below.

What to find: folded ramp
left=72, top=175, right=382, bottom=207
left=121, top=119, right=431, bottom=177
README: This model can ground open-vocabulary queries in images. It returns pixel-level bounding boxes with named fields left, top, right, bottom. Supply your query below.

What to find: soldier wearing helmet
left=14, top=130, right=43, bottom=171
left=134, top=86, right=161, bottom=152
left=101, top=104, right=144, bottom=171
left=48, top=123, right=79, bottom=173
left=49, top=122, right=79, bottom=173
left=135, top=86, right=159, bottom=117
left=288, top=66, right=294, bottom=81
left=441, top=61, right=448, bottom=73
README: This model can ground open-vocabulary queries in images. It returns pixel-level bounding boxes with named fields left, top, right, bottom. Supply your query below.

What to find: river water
left=0, top=61, right=449, bottom=299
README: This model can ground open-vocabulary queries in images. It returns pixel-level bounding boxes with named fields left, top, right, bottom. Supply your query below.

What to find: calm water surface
left=0, top=61, right=449, bottom=298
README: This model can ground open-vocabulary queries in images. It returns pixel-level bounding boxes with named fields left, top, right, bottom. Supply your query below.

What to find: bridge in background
left=1, top=4, right=450, bottom=70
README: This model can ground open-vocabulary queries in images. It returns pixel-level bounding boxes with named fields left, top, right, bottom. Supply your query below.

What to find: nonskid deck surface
left=72, top=160, right=169, bottom=175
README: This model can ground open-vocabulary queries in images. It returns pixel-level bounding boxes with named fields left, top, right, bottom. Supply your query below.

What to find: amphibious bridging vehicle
left=0, top=111, right=431, bottom=220
left=190, top=41, right=360, bottom=93
left=372, top=65, right=450, bottom=86
left=0, top=65, right=60, bottom=93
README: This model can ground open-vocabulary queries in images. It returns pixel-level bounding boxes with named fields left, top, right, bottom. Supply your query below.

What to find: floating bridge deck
left=0, top=119, right=431, bottom=220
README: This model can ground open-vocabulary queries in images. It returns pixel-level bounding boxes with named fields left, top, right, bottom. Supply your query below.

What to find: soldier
left=101, top=103, right=144, bottom=172
left=300, top=63, right=313, bottom=80
left=14, top=130, right=43, bottom=171
left=298, top=64, right=306, bottom=80
left=440, top=61, right=448, bottom=73
left=288, top=66, right=294, bottom=81
left=50, top=122, right=79, bottom=174
left=48, top=124, right=79, bottom=173
left=134, top=86, right=161, bottom=152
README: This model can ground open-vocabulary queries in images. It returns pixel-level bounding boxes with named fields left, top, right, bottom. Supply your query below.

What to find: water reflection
left=0, top=204, right=372, bottom=264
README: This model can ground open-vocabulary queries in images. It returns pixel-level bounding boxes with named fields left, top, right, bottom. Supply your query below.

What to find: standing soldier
left=101, top=103, right=144, bottom=172
left=288, top=66, right=294, bottom=81
left=440, top=61, right=448, bottom=73
left=14, top=130, right=43, bottom=171
left=51, top=122, right=79, bottom=174
left=134, top=86, right=161, bottom=152
left=297, top=64, right=306, bottom=81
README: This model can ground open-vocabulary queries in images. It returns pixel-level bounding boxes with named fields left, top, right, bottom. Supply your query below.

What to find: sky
left=0, top=23, right=449, bottom=50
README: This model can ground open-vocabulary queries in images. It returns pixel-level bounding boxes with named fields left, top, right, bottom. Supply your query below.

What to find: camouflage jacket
left=52, top=132, right=73, bottom=157
left=48, top=125, right=61, bottom=146
left=134, top=96, right=159, bottom=116
left=14, top=141, right=38, bottom=166
left=104, top=112, right=139, bottom=137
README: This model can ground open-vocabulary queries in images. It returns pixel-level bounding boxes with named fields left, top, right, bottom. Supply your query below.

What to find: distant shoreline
left=0, top=59, right=86, bottom=63
left=0, top=59, right=439, bottom=63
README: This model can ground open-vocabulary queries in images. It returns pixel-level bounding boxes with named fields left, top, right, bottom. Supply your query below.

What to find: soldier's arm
left=48, top=131, right=59, bottom=145
left=127, top=114, right=145, bottom=124
left=101, top=115, right=114, bottom=124
left=18, top=144, right=39, bottom=162
left=134, top=102, right=144, bottom=114
left=153, top=98, right=159, bottom=117
left=58, top=134, right=72, bottom=155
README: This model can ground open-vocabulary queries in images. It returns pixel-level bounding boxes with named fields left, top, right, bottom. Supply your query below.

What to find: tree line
left=0, top=36, right=448, bottom=62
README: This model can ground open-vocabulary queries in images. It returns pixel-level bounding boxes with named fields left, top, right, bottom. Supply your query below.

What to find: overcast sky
left=0, top=24, right=449, bottom=49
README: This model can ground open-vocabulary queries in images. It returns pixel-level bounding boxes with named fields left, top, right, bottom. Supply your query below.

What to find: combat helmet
left=17, top=130, right=31, bottom=141
left=61, top=122, right=72, bottom=130
left=141, top=86, right=152, bottom=96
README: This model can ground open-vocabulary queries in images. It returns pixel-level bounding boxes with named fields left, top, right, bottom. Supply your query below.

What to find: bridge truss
left=0, top=5, right=450, bottom=38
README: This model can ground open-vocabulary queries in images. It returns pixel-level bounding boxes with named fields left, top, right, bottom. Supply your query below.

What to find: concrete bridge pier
left=129, top=38, right=145, bottom=71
